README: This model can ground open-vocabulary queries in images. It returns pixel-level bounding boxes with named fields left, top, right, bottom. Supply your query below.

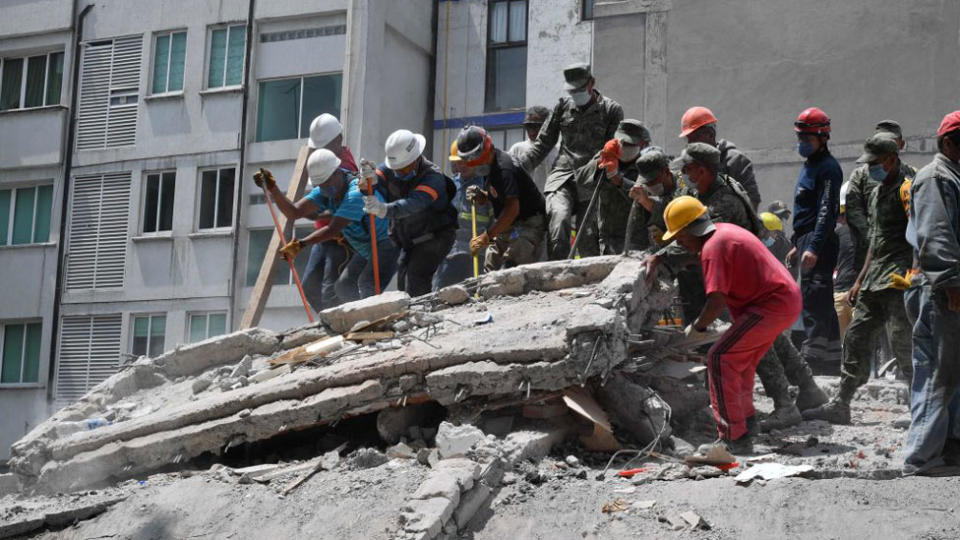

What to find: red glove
left=598, top=139, right=622, bottom=178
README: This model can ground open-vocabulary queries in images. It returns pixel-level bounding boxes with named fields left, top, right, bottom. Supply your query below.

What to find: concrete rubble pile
left=3, top=254, right=727, bottom=538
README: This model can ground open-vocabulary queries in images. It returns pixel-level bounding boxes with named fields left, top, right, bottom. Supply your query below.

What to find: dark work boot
left=723, top=435, right=754, bottom=455
left=795, top=377, right=829, bottom=412
left=759, top=403, right=802, bottom=432
left=801, top=397, right=851, bottom=424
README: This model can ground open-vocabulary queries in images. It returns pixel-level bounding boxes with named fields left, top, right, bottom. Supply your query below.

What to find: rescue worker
left=787, top=107, right=843, bottom=370
left=629, top=149, right=686, bottom=248
left=902, top=110, right=960, bottom=476
left=804, top=134, right=915, bottom=424
left=517, top=63, right=623, bottom=260
left=679, top=106, right=762, bottom=210
left=844, top=120, right=916, bottom=272
left=768, top=200, right=792, bottom=224
left=433, top=141, right=492, bottom=289
left=574, top=119, right=652, bottom=254
left=662, top=197, right=802, bottom=453
left=452, top=126, right=546, bottom=270
left=760, top=212, right=792, bottom=265
left=833, top=185, right=857, bottom=338
left=270, top=113, right=356, bottom=311
left=258, top=149, right=397, bottom=302
left=362, top=129, right=458, bottom=297
left=509, top=105, right=556, bottom=194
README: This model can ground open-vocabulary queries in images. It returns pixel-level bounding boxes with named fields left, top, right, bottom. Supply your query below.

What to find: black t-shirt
left=834, top=223, right=857, bottom=292
left=486, top=149, right=546, bottom=220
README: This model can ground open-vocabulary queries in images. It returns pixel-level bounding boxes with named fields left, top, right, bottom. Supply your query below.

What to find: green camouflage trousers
left=839, top=287, right=913, bottom=399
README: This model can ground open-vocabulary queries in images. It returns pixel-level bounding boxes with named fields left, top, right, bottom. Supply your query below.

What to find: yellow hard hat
left=662, top=196, right=709, bottom=242
left=449, top=140, right=461, bottom=162
left=760, top=212, right=783, bottom=232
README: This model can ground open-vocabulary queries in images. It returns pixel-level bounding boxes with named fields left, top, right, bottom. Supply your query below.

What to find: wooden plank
left=240, top=145, right=313, bottom=329
left=344, top=331, right=395, bottom=342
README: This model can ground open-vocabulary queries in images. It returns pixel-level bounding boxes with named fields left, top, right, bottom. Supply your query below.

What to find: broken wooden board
left=563, top=387, right=622, bottom=452
left=345, top=331, right=395, bottom=342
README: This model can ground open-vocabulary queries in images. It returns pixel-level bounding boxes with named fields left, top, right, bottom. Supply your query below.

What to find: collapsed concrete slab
left=8, top=255, right=687, bottom=494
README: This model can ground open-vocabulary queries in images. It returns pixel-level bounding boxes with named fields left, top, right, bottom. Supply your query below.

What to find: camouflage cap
left=856, top=132, right=899, bottom=163
left=615, top=119, right=651, bottom=146
left=874, top=119, right=903, bottom=139
left=563, top=62, right=592, bottom=91
left=670, top=142, right=721, bottom=171
left=635, top=149, right=671, bottom=184
left=523, top=105, right=550, bottom=125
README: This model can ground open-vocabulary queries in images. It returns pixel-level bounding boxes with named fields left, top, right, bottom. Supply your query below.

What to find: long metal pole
left=262, top=186, right=314, bottom=323
left=568, top=169, right=604, bottom=259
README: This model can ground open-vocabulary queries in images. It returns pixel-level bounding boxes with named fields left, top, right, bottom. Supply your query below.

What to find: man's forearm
left=694, top=292, right=726, bottom=330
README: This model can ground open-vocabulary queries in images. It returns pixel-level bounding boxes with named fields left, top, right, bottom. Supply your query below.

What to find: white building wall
left=0, top=1, right=75, bottom=460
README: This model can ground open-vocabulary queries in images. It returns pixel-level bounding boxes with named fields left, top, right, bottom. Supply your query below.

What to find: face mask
left=681, top=173, right=693, bottom=187
left=569, top=90, right=591, bottom=107
left=797, top=141, right=816, bottom=158
left=868, top=163, right=887, bottom=181
left=620, top=145, right=641, bottom=162
left=396, top=169, right=416, bottom=181
left=473, top=164, right=491, bottom=177
left=763, top=237, right=776, bottom=247
left=644, top=183, right=664, bottom=197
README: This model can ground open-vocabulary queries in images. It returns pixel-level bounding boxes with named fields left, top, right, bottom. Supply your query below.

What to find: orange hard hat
left=794, top=107, right=831, bottom=135
left=679, top=106, right=718, bottom=138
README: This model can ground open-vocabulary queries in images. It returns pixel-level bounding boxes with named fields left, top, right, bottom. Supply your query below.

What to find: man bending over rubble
left=660, top=196, right=802, bottom=453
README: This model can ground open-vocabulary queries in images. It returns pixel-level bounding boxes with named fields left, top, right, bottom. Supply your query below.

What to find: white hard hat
left=307, top=148, right=342, bottom=186
left=384, top=129, right=426, bottom=170
left=308, top=113, right=342, bottom=149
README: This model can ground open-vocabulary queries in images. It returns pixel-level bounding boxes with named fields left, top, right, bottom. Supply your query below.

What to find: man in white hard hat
left=362, top=129, right=458, bottom=296
left=300, top=114, right=358, bottom=308
left=255, top=149, right=397, bottom=302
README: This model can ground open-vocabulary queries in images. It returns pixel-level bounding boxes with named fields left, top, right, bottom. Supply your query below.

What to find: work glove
left=278, top=238, right=303, bottom=261
left=359, top=159, right=378, bottom=187
left=598, top=139, right=622, bottom=180
left=253, top=168, right=277, bottom=191
left=469, top=232, right=491, bottom=254
left=465, top=185, right=489, bottom=205
left=889, top=272, right=912, bottom=290
left=362, top=195, right=388, bottom=218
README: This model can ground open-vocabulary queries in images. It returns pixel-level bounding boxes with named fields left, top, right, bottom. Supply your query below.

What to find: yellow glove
left=889, top=272, right=911, bottom=290
left=470, top=232, right=490, bottom=254
left=279, top=238, right=303, bottom=261
left=253, top=168, right=277, bottom=191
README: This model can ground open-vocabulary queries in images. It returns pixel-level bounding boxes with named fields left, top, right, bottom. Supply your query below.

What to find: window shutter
left=76, top=35, right=142, bottom=150
left=55, top=314, right=121, bottom=404
left=66, top=173, right=130, bottom=290
left=106, top=35, right=141, bottom=147
left=76, top=42, right=112, bottom=150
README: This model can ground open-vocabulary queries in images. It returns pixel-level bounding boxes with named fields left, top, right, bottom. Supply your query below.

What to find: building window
left=76, top=36, right=142, bottom=150
left=245, top=226, right=313, bottom=286
left=582, top=0, right=595, bottom=20
left=485, top=0, right=527, bottom=112
left=0, top=185, right=53, bottom=246
left=151, top=31, right=186, bottom=94
left=207, top=24, right=246, bottom=89
left=188, top=312, right=227, bottom=343
left=0, top=52, right=64, bottom=111
left=132, top=314, right=165, bottom=357
left=142, top=172, right=175, bottom=234
left=1, top=322, right=42, bottom=384
left=197, top=167, right=235, bottom=230
left=256, top=73, right=342, bottom=142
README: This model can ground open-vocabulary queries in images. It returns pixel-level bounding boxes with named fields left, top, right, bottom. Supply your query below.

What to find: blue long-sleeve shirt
left=792, top=149, right=842, bottom=255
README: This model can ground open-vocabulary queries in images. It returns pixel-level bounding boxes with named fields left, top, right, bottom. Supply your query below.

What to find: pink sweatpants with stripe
left=706, top=309, right=799, bottom=440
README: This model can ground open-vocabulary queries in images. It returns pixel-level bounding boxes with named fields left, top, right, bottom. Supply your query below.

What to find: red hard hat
left=794, top=107, right=831, bottom=135
left=937, top=111, right=960, bottom=137
left=679, top=106, right=718, bottom=138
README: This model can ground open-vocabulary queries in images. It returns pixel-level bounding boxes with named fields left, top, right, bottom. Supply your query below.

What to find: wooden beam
left=240, top=145, right=313, bottom=329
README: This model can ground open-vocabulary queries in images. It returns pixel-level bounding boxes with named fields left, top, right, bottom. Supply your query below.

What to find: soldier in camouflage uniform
left=630, top=149, right=689, bottom=247
left=844, top=120, right=916, bottom=272
left=646, top=143, right=827, bottom=431
left=804, top=134, right=915, bottom=424
left=572, top=119, right=652, bottom=254
left=517, top=63, right=623, bottom=260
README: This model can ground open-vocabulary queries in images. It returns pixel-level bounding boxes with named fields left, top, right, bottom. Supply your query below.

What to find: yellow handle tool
left=471, top=202, right=479, bottom=278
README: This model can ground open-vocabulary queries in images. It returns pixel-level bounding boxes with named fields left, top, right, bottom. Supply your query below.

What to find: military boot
left=801, top=397, right=851, bottom=424
left=795, top=376, right=829, bottom=412
left=759, top=403, right=802, bottom=432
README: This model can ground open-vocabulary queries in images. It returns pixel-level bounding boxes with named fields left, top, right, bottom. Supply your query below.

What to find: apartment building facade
left=0, top=0, right=434, bottom=459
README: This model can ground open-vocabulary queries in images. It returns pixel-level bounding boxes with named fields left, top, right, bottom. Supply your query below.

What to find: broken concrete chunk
left=153, top=327, right=279, bottom=378
left=400, top=496, right=456, bottom=536
left=230, top=355, right=253, bottom=378
left=386, top=442, right=417, bottom=460
left=411, top=473, right=461, bottom=504
left=191, top=377, right=212, bottom=395
left=437, top=284, right=471, bottom=305
left=351, top=448, right=389, bottom=470
left=436, top=422, right=485, bottom=459
left=320, top=291, right=410, bottom=334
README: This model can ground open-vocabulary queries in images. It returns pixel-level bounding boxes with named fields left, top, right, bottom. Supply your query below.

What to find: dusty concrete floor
left=6, top=375, right=950, bottom=540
